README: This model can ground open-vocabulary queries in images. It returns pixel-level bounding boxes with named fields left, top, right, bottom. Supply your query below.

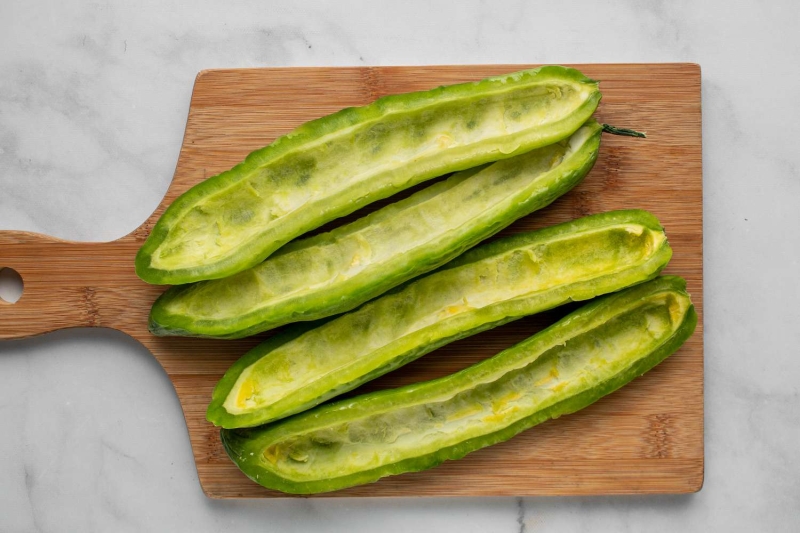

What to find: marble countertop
left=2, top=1, right=799, bottom=531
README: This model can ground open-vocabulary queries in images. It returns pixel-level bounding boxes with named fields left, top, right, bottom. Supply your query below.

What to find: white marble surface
left=1, top=0, right=799, bottom=531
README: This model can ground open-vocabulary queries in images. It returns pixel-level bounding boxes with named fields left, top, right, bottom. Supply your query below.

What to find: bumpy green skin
left=206, top=209, right=672, bottom=429
left=135, top=66, right=601, bottom=285
left=221, top=276, right=697, bottom=494
left=149, top=121, right=603, bottom=339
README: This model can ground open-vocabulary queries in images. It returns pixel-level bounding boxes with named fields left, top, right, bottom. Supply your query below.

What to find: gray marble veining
left=2, top=0, right=799, bottom=531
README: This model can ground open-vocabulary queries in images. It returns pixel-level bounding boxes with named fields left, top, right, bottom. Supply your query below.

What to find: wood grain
left=0, top=64, right=703, bottom=498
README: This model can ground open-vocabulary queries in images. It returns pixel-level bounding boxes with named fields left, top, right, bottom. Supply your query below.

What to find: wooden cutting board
left=0, top=64, right=703, bottom=498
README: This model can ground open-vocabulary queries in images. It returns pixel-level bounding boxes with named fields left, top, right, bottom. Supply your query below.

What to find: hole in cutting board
left=0, top=267, right=24, bottom=304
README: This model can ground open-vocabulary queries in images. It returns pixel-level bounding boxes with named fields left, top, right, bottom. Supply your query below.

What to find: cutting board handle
left=0, top=229, right=157, bottom=340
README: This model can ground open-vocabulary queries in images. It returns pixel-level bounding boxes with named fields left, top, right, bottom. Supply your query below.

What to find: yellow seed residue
left=666, top=294, right=689, bottom=325
left=483, top=405, right=521, bottom=424
left=443, top=304, right=468, bottom=316
left=534, top=365, right=560, bottom=387
left=494, top=390, right=522, bottom=410
left=446, top=403, right=484, bottom=423
left=482, top=391, right=523, bottom=423
left=438, top=298, right=472, bottom=319
left=236, top=379, right=257, bottom=409
left=263, top=445, right=280, bottom=465
left=436, top=134, right=454, bottom=149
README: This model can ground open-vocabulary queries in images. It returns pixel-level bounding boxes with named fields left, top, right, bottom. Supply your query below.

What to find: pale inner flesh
left=161, top=125, right=595, bottom=324
left=150, top=82, right=593, bottom=271
left=223, top=223, right=666, bottom=416
left=262, top=292, right=689, bottom=482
